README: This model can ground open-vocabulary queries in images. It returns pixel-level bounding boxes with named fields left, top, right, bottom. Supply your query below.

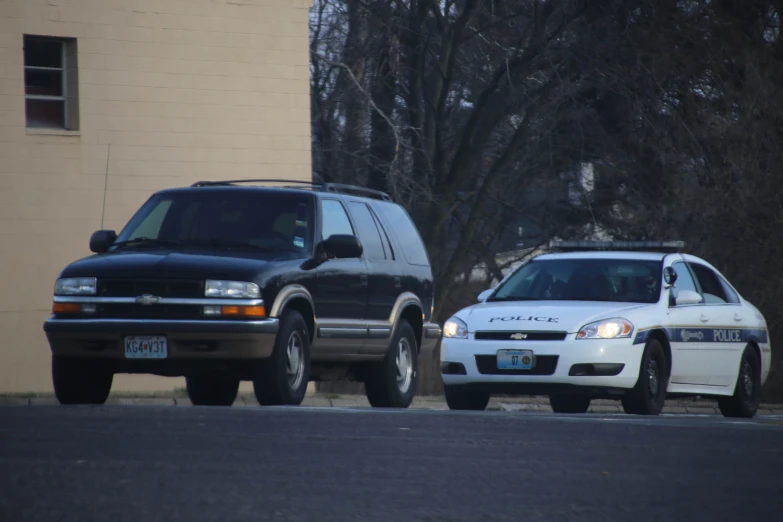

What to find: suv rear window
left=374, top=202, right=429, bottom=266
left=114, top=189, right=315, bottom=254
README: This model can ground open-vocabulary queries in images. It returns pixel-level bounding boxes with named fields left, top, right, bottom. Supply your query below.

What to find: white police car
left=440, top=241, right=771, bottom=417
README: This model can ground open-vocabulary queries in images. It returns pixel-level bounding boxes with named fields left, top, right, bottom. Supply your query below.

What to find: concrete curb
left=2, top=393, right=782, bottom=415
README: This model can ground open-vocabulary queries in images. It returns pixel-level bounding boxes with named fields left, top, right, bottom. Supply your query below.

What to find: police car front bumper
left=439, top=336, right=644, bottom=394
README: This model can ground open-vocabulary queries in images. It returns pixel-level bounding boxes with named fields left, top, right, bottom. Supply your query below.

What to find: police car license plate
left=124, top=336, right=168, bottom=359
left=496, top=349, right=534, bottom=370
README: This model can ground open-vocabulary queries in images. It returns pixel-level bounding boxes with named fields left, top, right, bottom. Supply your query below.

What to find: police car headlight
left=577, top=318, right=633, bottom=339
left=443, top=317, right=468, bottom=339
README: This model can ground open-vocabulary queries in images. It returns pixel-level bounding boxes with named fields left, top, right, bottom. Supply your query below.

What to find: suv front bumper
left=43, top=317, right=280, bottom=361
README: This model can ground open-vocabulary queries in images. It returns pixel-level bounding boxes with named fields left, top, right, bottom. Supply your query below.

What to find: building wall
left=0, top=0, right=313, bottom=393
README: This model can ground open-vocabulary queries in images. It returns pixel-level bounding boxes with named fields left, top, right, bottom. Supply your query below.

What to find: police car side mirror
left=477, top=289, right=493, bottom=303
left=663, top=266, right=678, bottom=287
left=675, top=289, right=703, bottom=306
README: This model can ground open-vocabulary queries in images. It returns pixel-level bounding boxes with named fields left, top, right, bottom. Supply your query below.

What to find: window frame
left=687, top=262, right=740, bottom=306
left=22, top=34, right=79, bottom=131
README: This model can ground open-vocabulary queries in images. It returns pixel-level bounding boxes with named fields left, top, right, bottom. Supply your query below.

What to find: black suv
left=43, top=179, right=441, bottom=408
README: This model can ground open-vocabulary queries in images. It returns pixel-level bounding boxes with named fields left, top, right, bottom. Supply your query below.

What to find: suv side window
left=320, top=199, right=354, bottom=240
left=348, top=202, right=387, bottom=261
left=688, top=263, right=728, bottom=304
left=374, top=202, right=429, bottom=266
left=671, top=261, right=700, bottom=304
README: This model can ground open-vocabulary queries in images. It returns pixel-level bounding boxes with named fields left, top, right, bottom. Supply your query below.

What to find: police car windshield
left=488, top=258, right=663, bottom=304
left=111, top=190, right=315, bottom=255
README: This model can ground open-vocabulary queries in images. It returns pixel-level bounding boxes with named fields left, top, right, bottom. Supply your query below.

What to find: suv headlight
left=205, top=280, right=261, bottom=299
left=577, top=318, right=633, bottom=339
left=54, top=277, right=97, bottom=296
left=443, top=316, right=468, bottom=339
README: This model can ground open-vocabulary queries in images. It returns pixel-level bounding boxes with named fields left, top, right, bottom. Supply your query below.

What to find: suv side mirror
left=89, top=230, right=117, bottom=253
left=323, top=234, right=363, bottom=259
left=674, top=289, right=703, bottom=306
left=477, top=289, right=493, bottom=302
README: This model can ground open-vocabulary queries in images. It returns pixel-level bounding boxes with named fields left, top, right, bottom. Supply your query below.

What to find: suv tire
left=52, top=356, right=113, bottom=405
left=185, top=372, right=240, bottom=406
left=253, top=309, right=311, bottom=406
left=365, top=319, right=418, bottom=408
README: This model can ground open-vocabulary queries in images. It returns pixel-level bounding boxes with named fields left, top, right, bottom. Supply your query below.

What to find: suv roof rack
left=549, top=240, right=686, bottom=253
left=189, top=178, right=392, bottom=202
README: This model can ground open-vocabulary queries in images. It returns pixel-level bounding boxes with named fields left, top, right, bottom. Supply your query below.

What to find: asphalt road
left=1, top=406, right=782, bottom=522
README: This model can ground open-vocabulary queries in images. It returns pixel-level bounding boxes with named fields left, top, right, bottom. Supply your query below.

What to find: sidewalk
left=2, top=391, right=783, bottom=415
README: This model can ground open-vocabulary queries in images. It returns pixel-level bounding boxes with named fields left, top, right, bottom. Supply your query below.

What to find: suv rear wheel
left=365, top=319, right=418, bottom=408
left=253, top=309, right=311, bottom=406
left=52, top=356, right=113, bottom=405
left=185, top=372, right=239, bottom=406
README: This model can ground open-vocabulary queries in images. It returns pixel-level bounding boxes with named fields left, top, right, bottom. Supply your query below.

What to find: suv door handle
left=394, top=276, right=401, bottom=288
left=733, top=313, right=743, bottom=322
left=699, top=314, right=709, bottom=323
left=360, top=274, right=368, bottom=286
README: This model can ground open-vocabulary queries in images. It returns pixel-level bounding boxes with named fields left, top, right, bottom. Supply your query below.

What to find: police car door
left=686, top=261, right=745, bottom=387
left=665, top=259, right=712, bottom=386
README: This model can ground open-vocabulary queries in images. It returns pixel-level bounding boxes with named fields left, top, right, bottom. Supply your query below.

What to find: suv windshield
left=112, top=189, right=315, bottom=255
left=488, top=257, right=663, bottom=304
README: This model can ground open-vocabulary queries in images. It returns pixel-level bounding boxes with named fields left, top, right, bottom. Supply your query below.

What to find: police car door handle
left=733, top=313, right=743, bottom=322
left=699, top=314, right=709, bottom=323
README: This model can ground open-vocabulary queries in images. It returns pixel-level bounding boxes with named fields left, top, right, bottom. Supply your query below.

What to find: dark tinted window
left=489, top=258, right=663, bottom=304
left=374, top=202, right=429, bottom=266
left=320, top=199, right=354, bottom=240
left=719, top=277, right=741, bottom=304
left=114, top=190, right=315, bottom=254
left=348, top=202, right=386, bottom=261
left=689, top=263, right=729, bottom=304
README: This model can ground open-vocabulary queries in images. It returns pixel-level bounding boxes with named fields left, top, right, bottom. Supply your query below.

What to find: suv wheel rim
left=395, top=338, right=413, bottom=394
left=647, top=358, right=660, bottom=397
left=286, top=331, right=305, bottom=390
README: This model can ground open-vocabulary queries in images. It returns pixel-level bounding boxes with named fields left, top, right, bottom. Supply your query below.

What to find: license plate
left=497, top=349, right=534, bottom=370
left=124, top=336, right=168, bottom=359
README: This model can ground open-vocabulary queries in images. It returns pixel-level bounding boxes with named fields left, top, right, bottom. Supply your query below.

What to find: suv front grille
left=95, top=303, right=204, bottom=320
left=474, top=331, right=568, bottom=341
left=97, top=279, right=204, bottom=299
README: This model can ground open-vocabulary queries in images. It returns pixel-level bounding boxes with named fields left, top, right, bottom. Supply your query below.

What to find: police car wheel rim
left=647, top=359, right=660, bottom=397
left=741, top=359, right=754, bottom=397
left=395, top=338, right=413, bottom=394
left=286, top=331, right=305, bottom=390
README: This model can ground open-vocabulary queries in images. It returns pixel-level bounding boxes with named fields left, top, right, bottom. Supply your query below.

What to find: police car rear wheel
left=444, top=385, right=490, bottom=411
left=621, top=338, right=668, bottom=415
left=717, top=345, right=761, bottom=418
left=549, top=394, right=591, bottom=414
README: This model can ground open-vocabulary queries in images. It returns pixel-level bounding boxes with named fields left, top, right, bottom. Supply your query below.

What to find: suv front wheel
left=253, top=309, right=311, bottom=406
left=52, top=356, right=113, bottom=405
left=365, top=319, right=418, bottom=408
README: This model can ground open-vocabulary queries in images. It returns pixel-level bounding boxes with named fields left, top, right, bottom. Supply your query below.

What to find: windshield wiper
left=486, top=296, right=538, bottom=302
left=110, top=237, right=183, bottom=250
left=185, top=238, right=277, bottom=252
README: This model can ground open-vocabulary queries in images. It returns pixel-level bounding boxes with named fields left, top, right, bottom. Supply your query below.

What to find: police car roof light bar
left=550, top=240, right=686, bottom=253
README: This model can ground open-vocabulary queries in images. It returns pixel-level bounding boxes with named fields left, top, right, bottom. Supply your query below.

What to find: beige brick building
left=0, top=0, right=313, bottom=393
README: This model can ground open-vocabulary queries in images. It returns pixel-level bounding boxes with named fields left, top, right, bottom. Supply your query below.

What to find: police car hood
left=458, top=300, right=650, bottom=334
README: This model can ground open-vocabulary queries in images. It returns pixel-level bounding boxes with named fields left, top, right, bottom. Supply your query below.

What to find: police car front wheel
left=444, top=385, right=490, bottom=411
left=621, top=338, right=668, bottom=415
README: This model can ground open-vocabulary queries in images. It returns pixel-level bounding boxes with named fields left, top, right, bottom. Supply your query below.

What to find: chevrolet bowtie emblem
left=135, top=294, right=161, bottom=306
left=510, top=332, right=527, bottom=340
